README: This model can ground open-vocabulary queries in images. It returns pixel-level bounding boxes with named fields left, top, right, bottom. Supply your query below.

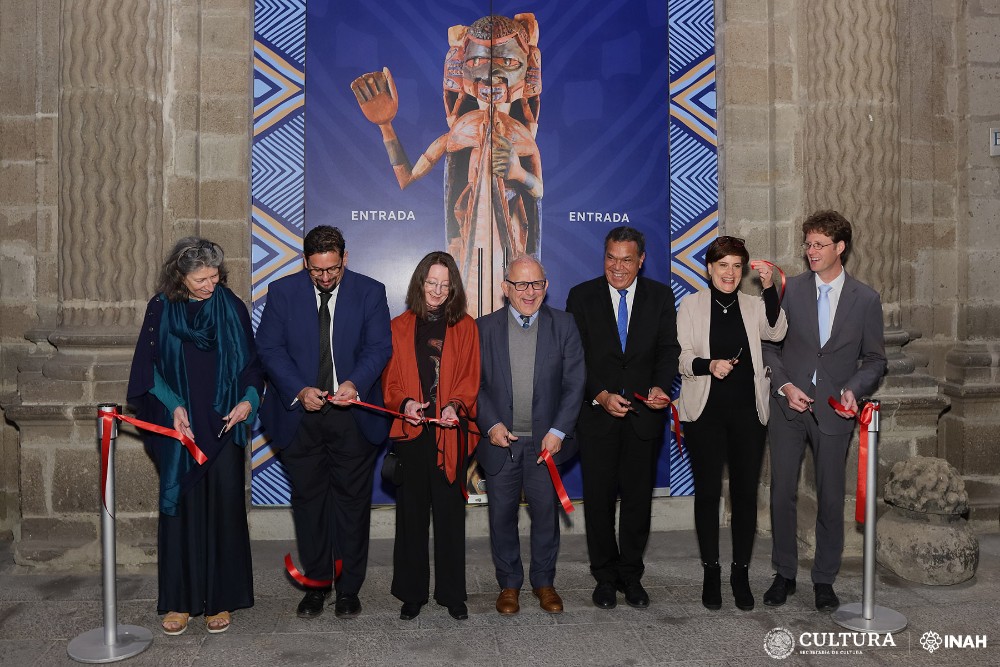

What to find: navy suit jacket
left=475, top=305, right=586, bottom=476
left=256, top=268, right=393, bottom=449
left=762, top=270, right=886, bottom=435
left=566, top=276, right=680, bottom=440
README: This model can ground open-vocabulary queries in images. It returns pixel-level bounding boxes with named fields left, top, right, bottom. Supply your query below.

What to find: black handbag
left=380, top=445, right=402, bottom=486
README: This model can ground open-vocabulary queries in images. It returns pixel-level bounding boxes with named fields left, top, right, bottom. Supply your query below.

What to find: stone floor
left=0, top=529, right=998, bottom=666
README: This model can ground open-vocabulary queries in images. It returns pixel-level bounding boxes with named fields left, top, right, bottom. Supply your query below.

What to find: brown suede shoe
left=532, top=586, right=564, bottom=614
left=496, top=588, right=520, bottom=615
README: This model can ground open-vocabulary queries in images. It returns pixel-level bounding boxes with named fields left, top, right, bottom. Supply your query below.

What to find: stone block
left=19, top=449, right=47, bottom=515
left=0, top=118, right=36, bottom=161
left=0, top=163, right=36, bottom=207
left=52, top=449, right=102, bottom=513
left=116, top=515, right=158, bottom=547
left=201, top=95, right=251, bottom=135
left=724, top=0, right=767, bottom=23
left=723, top=106, right=769, bottom=143
left=724, top=186, right=770, bottom=224
left=172, top=130, right=198, bottom=177
left=723, top=22, right=769, bottom=65
left=968, top=167, right=999, bottom=198
left=19, top=516, right=96, bottom=543
left=203, top=12, right=251, bottom=53
left=773, top=183, right=800, bottom=221
left=201, top=55, right=251, bottom=96
left=723, top=66, right=769, bottom=106
left=966, top=303, right=1000, bottom=339
left=967, top=16, right=1000, bottom=63
left=725, top=143, right=771, bottom=185
left=201, top=134, right=249, bottom=180
left=166, top=177, right=197, bottom=219
left=0, top=1, right=37, bottom=115
left=932, top=183, right=954, bottom=218
left=200, top=179, right=249, bottom=220
left=772, top=64, right=793, bottom=102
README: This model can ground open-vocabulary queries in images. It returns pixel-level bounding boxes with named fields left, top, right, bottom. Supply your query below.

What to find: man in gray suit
left=762, top=210, right=886, bottom=612
left=476, top=254, right=585, bottom=615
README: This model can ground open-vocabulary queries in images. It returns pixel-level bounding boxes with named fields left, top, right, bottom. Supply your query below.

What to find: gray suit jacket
left=762, top=270, right=886, bottom=435
left=475, top=305, right=586, bottom=476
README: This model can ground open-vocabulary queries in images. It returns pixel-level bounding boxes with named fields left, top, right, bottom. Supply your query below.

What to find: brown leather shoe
left=532, top=586, right=564, bottom=614
left=496, top=588, right=520, bottom=615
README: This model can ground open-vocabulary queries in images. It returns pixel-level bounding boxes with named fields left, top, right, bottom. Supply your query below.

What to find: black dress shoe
left=618, top=581, right=650, bottom=609
left=762, top=574, right=796, bottom=607
left=446, top=602, right=468, bottom=620
left=296, top=589, right=331, bottom=618
left=399, top=602, right=423, bottom=620
left=334, top=592, right=362, bottom=618
left=592, top=582, right=617, bottom=609
left=814, top=583, right=840, bottom=612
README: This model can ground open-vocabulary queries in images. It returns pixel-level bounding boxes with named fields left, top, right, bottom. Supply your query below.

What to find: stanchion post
left=67, top=404, right=153, bottom=663
left=832, top=399, right=907, bottom=634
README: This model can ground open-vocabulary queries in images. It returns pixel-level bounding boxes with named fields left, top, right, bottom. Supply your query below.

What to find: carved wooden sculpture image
left=352, top=13, right=542, bottom=316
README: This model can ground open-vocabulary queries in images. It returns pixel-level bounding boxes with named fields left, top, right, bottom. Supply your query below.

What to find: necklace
left=714, top=298, right=737, bottom=314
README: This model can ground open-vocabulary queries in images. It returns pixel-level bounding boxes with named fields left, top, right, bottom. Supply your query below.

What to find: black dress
left=128, top=291, right=262, bottom=617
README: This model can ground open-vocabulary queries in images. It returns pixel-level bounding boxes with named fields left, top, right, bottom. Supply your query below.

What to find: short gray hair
left=503, top=253, right=546, bottom=281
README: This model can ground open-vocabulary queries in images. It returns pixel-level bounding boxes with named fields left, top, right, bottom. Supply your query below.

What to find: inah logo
left=763, top=627, right=795, bottom=659
left=920, top=631, right=943, bottom=653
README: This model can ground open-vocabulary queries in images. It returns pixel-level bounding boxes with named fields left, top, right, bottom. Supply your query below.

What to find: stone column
left=4, top=0, right=169, bottom=565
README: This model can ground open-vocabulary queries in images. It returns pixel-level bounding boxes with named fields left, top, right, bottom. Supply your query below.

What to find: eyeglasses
left=307, top=263, right=343, bottom=276
left=424, top=280, right=451, bottom=292
left=718, top=235, right=745, bottom=247
left=801, top=241, right=835, bottom=251
left=505, top=279, right=547, bottom=291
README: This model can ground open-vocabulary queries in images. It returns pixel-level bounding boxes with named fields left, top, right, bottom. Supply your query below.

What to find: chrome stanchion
left=68, top=404, right=153, bottom=663
left=832, top=399, right=908, bottom=633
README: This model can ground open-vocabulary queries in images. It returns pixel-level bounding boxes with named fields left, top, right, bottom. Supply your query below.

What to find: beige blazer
left=676, top=289, right=787, bottom=424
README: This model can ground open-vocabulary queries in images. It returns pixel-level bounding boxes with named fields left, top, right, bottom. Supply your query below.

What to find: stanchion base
left=832, top=603, right=908, bottom=634
left=67, top=625, right=153, bottom=663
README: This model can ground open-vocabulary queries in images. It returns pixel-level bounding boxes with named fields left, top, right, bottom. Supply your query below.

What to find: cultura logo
left=920, top=631, right=943, bottom=653
left=763, top=627, right=795, bottom=660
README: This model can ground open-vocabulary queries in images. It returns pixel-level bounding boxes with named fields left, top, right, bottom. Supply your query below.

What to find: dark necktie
left=520, top=314, right=531, bottom=329
left=317, top=291, right=334, bottom=392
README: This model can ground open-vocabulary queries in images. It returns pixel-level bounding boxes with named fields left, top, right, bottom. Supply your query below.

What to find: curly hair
left=156, top=237, right=228, bottom=302
left=404, top=251, right=467, bottom=326
left=802, top=209, right=852, bottom=264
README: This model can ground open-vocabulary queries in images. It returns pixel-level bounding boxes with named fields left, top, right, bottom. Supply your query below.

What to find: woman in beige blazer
left=676, top=236, right=787, bottom=612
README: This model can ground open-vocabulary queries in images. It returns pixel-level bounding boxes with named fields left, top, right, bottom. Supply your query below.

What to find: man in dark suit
left=761, top=210, right=886, bottom=612
left=566, top=227, right=680, bottom=610
left=256, top=226, right=392, bottom=619
left=477, top=255, right=585, bottom=616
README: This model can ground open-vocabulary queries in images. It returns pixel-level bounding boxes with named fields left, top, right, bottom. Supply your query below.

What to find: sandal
left=206, top=611, right=231, bottom=634
left=161, top=611, right=189, bottom=636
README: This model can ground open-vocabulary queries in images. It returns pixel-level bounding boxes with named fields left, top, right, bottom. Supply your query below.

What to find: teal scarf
left=156, top=286, right=250, bottom=513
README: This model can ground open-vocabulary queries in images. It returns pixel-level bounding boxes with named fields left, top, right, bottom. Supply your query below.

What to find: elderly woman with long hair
left=381, top=251, right=480, bottom=621
left=127, top=237, right=263, bottom=635
left=675, top=236, right=787, bottom=612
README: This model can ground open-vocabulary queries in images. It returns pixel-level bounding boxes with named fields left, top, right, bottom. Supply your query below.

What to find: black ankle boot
left=731, top=563, right=754, bottom=611
left=701, top=562, right=722, bottom=610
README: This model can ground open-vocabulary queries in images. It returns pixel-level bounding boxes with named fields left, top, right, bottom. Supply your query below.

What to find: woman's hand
left=173, top=406, right=195, bottom=441
left=709, top=358, right=738, bottom=380
left=221, top=401, right=252, bottom=434
left=439, top=404, right=459, bottom=428
left=756, top=262, right=774, bottom=289
left=403, top=399, right=429, bottom=426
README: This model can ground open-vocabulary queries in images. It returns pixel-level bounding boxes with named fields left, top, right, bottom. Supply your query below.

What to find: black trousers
left=684, top=403, right=766, bottom=566
left=158, top=435, right=254, bottom=616
left=390, top=429, right=467, bottom=606
left=579, top=420, right=659, bottom=586
left=279, top=407, right=378, bottom=595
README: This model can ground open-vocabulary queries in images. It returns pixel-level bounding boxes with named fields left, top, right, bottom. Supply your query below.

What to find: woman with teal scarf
left=127, top=238, right=263, bottom=636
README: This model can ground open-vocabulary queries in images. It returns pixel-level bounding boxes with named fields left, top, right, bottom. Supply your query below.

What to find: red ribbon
left=98, top=409, right=208, bottom=516
left=750, top=260, right=786, bottom=302
left=539, top=449, right=574, bottom=514
left=827, top=397, right=878, bottom=523
left=341, top=396, right=457, bottom=426
left=633, top=393, right=684, bottom=457
left=284, top=553, right=342, bottom=588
